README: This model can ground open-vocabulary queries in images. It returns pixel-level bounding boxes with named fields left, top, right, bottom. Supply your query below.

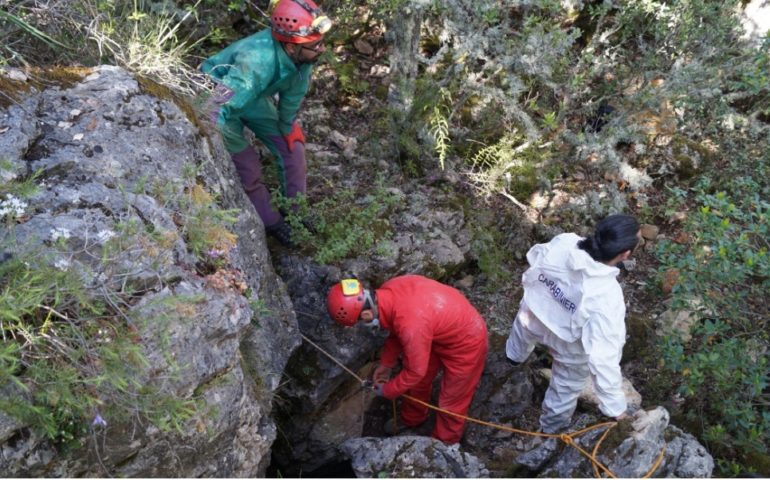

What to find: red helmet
left=270, top=0, right=332, bottom=44
left=327, top=279, right=366, bottom=327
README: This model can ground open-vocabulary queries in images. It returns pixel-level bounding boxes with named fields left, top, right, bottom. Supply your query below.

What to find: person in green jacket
left=201, top=0, right=332, bottom=246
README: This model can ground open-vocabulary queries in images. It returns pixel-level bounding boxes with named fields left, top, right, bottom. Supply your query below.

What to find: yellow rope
left=592, top=423, right=615, bottom=478
left=299, top=333, right=666, bottom=479
left=643, top=443, right=667, bottom=478
left=400, top=393, right=618, bottom=477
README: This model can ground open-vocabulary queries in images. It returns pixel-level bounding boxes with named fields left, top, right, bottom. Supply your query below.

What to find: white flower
left=96, top=229, right=116, bottom=244
left=0, top=195, right=28, bottom=218
left=0, top=195, right=27, bottom=218
left=51, top=227, right=72, bottom=241
left=54, top=258, right=71, bottom=271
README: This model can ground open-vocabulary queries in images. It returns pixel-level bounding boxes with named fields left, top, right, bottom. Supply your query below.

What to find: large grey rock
left=516, top=407, right=715, bottom=478
left=607, top=408, right=713, bottom=478
left=337, top=189, right=472, bottom=281
left=658, top=425, right=715, bottom=478
left=340, top=436, right=489, bottom=478
left=536, top=368, right=643, bottom=411
left=0, top=66, right=297, bottom=477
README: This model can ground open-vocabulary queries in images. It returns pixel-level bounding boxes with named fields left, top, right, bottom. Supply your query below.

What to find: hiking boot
left=300, top=214, right=319, bottom=235
left=278, top=208, right=318, bottom=235
left=265, top=219, right=295, bottom=247
left=383, top=418, right=424, bottom=436
left=507, top=357, right=523, bottom=367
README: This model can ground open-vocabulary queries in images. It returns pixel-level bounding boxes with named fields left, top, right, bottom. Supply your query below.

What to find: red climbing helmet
left=327, top=279, right=366, bottom=327
left=270, top=0, right=333, bottom=44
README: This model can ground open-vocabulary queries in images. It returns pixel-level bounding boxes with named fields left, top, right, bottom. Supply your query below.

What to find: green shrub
left=655, top=139, right=770, bottom=474
left=275, top=183, right=399, bottom=265
left=656, top=183, right=770, bottom=325
left=0, top=248, right=198, bottom=444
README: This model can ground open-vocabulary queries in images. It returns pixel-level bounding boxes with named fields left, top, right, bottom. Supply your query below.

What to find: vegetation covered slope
left=1, top=0, right=768, bottom=476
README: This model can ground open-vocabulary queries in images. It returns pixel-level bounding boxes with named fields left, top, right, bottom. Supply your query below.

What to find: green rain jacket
left=201, top=29, right=313, bottom=148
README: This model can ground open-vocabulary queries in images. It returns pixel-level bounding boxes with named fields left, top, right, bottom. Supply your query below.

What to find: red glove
left=284, top=121, right=305, bottom=153
left=372, top=364, right=392, bottom=385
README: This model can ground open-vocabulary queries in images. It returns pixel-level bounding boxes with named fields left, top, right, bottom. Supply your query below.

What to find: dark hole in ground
left=364, top=396, right=435, bottom=438
left=267, top=381, right=440, bottom=478
left=301, top=460, right=357, bottom=478
left=266, top=454, right=356, bottom=478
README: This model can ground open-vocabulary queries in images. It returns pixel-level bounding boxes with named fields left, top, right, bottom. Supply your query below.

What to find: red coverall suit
left=377, top=275, right=489, bottom=444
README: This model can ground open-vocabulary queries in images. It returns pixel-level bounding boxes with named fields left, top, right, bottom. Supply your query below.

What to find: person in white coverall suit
left=506, top=214, right=641, bottom=433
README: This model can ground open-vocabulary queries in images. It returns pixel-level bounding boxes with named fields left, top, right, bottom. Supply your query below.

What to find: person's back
left=376, top=275, right=486, bottom=349
left=521, top=232, right=624, bottom=344
left=201, top=29, right=313, bottom=123
left=201, top=29, right=276, bottom=81
left=506, top=215, right=641, bottom=433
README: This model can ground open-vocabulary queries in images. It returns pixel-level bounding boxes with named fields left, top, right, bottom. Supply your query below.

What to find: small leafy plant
left=275, top=183, right=399, bottom=264
left=655, top=144, right=770, bottom=474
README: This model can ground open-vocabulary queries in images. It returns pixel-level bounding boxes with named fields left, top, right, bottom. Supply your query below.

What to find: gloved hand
left=372, top=364, right=392, bottom=385
left=284, top=121, right=305, bottom=153
left=208, top=83, right=234, bottom=124
left=372, top=383, right=384, bottom=397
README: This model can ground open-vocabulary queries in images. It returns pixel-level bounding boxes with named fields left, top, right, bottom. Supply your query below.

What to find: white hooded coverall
left=506, top=233, right=627, bottom=433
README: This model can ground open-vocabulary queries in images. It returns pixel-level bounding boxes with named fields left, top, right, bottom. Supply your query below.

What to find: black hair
left=578, top=214, right=640, bottom=262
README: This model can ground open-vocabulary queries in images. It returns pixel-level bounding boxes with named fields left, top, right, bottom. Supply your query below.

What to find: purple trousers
left=231, top=137, right=306, bottom=227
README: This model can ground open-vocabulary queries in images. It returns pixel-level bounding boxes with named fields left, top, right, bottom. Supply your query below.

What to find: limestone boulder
left=340, top=436, right=489, bottom=478
left=0, top=66, right=296, bottom=477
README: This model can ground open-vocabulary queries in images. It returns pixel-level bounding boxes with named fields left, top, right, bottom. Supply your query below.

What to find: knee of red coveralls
left=230, top=146, right=282, bottom=227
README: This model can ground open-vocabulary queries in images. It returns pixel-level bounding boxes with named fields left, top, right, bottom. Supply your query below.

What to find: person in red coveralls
left=326, top=275, right=489, bottom=444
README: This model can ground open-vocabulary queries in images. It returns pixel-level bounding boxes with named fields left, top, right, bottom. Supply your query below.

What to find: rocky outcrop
left=0, top=66, right=297, bottom=476
left=515, top=407, right=714, bottom=478
left=340, top=436, right=489, bottom=478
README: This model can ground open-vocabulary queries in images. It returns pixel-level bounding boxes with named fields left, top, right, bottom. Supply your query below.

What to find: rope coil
left=300, top=333, right=665, bottom=478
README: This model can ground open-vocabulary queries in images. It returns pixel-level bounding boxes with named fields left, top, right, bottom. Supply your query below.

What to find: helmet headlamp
left=341, top=278, right=362, bottom=296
